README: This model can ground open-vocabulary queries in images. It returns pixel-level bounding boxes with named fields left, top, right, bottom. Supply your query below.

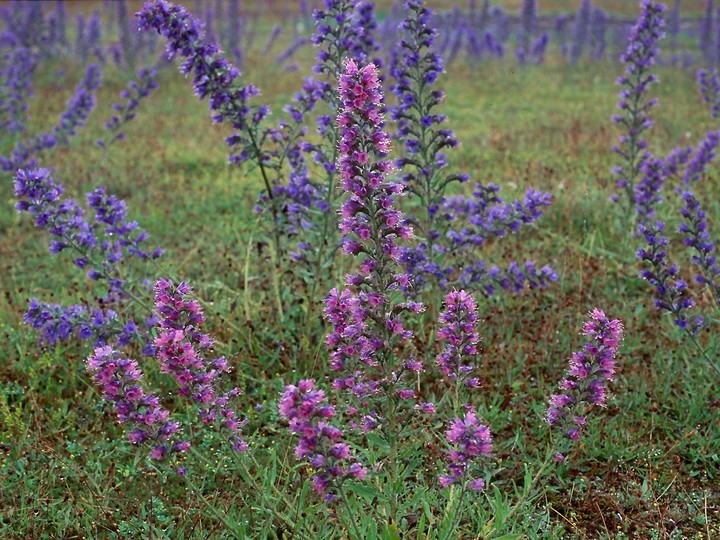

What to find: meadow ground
left=1, top=4, right=719, bottom=539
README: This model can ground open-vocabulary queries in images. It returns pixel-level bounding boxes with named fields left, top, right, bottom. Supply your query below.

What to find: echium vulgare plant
left=389, top=0, right=555, bottom=305
left=546, top=309, right=624, bottom=461
left=97, top=66, right=159, bottom=150
left=1, top=63, right=102, bottom=172
left=0, top=47, right=36, bottom=134
left=138, top=0, right=382, bottom=317
left=268, top=0, right=384, bottom=300
left=697, top=67, right=720, bottom=119
left=322, top=58, right=424, bottom=522
left=434, top=290, right=492, bottom=497
left=14, top=167, right=162, bottom=354
left=636, top=218, right=720, bottom=375
left=86, top=279, right=248, bottom=464
left=611, top=0, right=665, bottom=216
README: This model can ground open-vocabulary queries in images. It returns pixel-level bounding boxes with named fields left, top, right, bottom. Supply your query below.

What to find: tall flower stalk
left=390, top=0, right=553, bottom=304
left=97, top=67, right=159, bottom=150
left=325, top=59, right=423, bottom=522
left=1, top=64, right=102, bottom=172
left=611, top=0, right=665, bottom=215
left=546, top=309, right=623, bottom=459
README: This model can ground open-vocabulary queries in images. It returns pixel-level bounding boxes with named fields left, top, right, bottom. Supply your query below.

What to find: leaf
left=366, top=432, right=391, bottom=451
left=346, top=483, right=378, bottom=505
left=380, top=522, right=401, bottom=540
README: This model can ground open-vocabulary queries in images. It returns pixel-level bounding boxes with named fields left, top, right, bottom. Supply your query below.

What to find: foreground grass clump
left=1, top=1, right=719, bottom=538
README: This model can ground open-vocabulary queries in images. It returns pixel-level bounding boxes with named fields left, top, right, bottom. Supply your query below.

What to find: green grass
left=1, top=8, right=719, bottom=540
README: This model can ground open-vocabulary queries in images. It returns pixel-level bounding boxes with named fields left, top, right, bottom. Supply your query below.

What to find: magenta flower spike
left=87, top=345, right=188, bottom=460
left=278, top=379, right=367, bottom=502
left=546, top=309, right=624, bottom=452
left=153, top=279, right=248, bottom=452
left=439, top=408, right=492, bottom=491
left=324, top=59, right=423, bottom=408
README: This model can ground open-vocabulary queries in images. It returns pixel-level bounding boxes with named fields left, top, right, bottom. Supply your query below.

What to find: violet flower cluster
left=137, top=0, right=270, bottom=168
left=678, top=191, right=720, bottom=302
left=278, top=379, right=367, bottom=501
left=97, top=67, right=159, bottom=149
left=637, top=221, right=704, bottom=332
left=14, top=168, right=162, bottom=351
left=0, top=47, right=35, bottom=134
left=611, top=0, right=665, bottom=213
left=439, top=408, right=491, bottom=491
left=683, top=131, right=720, bottom=185
left=24, top=300, right=137, bottom=349
left=697, top=68, right=720, bottom=119
left=153, top=279, right=248, bottom=452
left=87, top=345, right=189, bottom=460
left=390, top=0, right=553, bottom=298
left=325, top=59, right=423, bottom=420
left=546, top=309, right=623, bottom=455
left=436, top=290, right=481, bottom=389
left=272, top=0, right=384, bottom=248
left=1, top=64, right=102, bottom=172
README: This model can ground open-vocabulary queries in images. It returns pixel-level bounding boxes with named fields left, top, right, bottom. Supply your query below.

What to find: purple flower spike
left=439, top=408, right=491, bottom=491
left=0, top=47, right=36, bottom=134
left=678, top=191, right=720, bottom=300
left=324, top=59, right=424, bottom=414
left=436, top=290, right=481, bottom=387
left=683, top=131, right=720, bottom=185
left=697, top=68, right=720, bottom=119
left=98, top=67, right=159, bottom=149
left=612, top=0, right=665, bottom=212
left=546, top=309, right=623, bottom=446
left=637, top=221, right=705, bottom=333
left=1, top=64, right=102, bottom=172
left=137, top=0, right=268, bottom=165
left=279, top=379, right=367, bottom=502
left=153, top=279, right=248, bottom=451
left=87, top=345, right=188, bottom=460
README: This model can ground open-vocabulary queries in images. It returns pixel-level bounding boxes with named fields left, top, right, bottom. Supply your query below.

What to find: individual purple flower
left=611, top=0, right=665, bottom=212
left=87, top=345, right=188, bottom=460
left=278, top=379, right=367, bottom=502
left=546, top=309, right=623, bottom=450
left=153, top=278, right=248, bottom=451
left=97, top=67, right=159, bottom=149
left=637, top=222, right=704, bottom=332
left=439, top=409, right=491, bottom=491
